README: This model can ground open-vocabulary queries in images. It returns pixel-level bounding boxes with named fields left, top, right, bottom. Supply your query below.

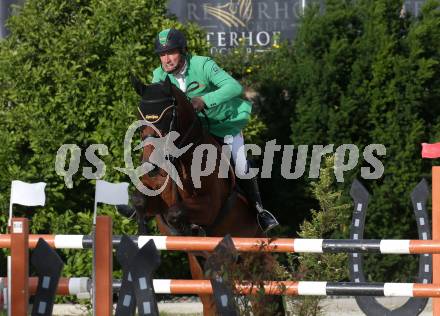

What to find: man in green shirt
left=152, top=28, right=278, bottom=233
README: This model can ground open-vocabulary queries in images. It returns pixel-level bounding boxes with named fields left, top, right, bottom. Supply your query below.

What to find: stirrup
left=256, top=204, right=279, bottom=233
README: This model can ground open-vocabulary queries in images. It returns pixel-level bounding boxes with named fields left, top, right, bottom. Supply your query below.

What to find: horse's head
left=131, top=75, right=207, bottom=232
left=131, top=75, right=201, bottom=190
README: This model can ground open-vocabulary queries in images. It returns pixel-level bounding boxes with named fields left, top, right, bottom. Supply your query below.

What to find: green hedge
left=217, top=0, right=440, bottom=281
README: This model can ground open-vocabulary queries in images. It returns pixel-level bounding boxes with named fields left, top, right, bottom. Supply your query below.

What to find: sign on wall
left=168, top=0, right=306, bottom=53
left=168, top=0, right=427, bottom=54
left=0, top=1, right=428, bottom=42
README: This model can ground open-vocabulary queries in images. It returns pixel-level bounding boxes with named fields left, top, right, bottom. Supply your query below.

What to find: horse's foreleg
left=253, top=253, right=286, bottom=316
left=188, top=254, right=217, bottom=316
left=156, top=217, right=217, bottom=314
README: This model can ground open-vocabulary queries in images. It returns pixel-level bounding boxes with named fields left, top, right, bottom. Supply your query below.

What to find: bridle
left=137, top=93, right=205, bottom=161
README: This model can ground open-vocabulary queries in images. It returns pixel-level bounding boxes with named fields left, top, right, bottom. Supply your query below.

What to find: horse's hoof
left=115, top=205, right=135, bottom=218
left=132, top=190, right=147, bottom=211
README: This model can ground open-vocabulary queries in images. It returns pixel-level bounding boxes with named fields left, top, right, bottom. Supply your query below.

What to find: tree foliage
left=289, top=0, right=440, bottom=281
left=288, top=156, right=351, bottom=315
left=0, top=0, right=207, bottom=280
left=219, top=0, right=440, bottom=281
left=2, top=0, right=440, bottom=292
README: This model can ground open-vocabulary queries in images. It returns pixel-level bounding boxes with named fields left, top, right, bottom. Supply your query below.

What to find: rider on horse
left=151, top=28, right=279, bottom=233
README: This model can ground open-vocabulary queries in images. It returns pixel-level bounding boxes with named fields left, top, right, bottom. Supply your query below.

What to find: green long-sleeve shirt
left=152, top=54, right=252, bottom=137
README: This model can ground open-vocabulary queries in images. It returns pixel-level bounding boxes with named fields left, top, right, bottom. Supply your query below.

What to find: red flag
left=421, top=142, right=440, bottom=158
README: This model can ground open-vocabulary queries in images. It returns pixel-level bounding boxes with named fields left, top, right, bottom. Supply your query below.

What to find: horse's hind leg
left=188, top=254, right=217, bottom=316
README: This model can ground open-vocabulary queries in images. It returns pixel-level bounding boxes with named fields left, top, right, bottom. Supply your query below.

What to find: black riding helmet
left=155, top=28, right=187, bottom=54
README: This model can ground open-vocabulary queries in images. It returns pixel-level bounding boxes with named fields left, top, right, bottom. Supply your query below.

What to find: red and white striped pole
left=5, top=234, right=440, bottom=254
left=5, top=277, right=440, bottom=298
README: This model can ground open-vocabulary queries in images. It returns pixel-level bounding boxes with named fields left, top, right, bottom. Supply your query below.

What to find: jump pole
left=9, top=277, right=440, bottom=297
left=8, top=234, right=440, bottom=254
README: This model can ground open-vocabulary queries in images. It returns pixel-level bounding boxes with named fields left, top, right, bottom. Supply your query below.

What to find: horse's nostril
left=147, top=164, right=160, bottom=177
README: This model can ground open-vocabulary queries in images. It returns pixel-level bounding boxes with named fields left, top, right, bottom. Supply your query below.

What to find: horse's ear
left=163, top=75, right=173, bottom=95
left=130, top=74, right=145, bottom=96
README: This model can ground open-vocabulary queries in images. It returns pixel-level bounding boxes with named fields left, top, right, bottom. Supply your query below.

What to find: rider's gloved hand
left=191, top=97, right=205, bottom=112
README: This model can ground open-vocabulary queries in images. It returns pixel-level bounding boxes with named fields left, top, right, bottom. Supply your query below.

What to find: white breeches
left=223, top=133, right=248, bottom=177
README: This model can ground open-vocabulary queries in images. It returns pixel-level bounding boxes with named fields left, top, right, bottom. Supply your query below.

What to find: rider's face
left=159, top=49, right=183, bottom=74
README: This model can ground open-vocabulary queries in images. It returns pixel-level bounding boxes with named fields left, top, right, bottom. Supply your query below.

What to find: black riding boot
left=239, top=176, right=279, bottom=233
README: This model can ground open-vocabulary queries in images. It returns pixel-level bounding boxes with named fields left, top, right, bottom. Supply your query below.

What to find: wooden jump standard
left=8, top=216, right=113, bottom=316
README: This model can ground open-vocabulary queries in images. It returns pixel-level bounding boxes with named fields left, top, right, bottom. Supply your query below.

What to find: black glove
left=191, top=97, right=206, bottom=112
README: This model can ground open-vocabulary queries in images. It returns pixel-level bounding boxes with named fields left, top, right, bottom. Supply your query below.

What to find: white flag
left=9, top=180, right=47, bottom=225
left=10, top=180, right=46, bottom=207
left=95, top=180, right=129, bottom=206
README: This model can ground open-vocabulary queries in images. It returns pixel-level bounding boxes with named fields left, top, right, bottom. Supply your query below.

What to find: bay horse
left=128, top=75, right=285, bottom=315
